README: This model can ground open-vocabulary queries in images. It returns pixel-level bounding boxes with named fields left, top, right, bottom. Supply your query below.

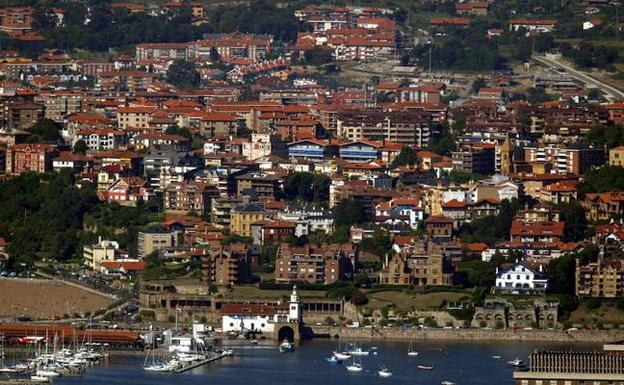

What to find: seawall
left=307, top=326, right=624, bottom=343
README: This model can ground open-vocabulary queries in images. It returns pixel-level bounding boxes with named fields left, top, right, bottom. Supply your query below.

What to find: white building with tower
left=220, top=286, right=301, bottom=335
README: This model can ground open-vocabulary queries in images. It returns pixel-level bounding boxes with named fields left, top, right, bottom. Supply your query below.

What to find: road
left=533, top=54, right=624, bottom=101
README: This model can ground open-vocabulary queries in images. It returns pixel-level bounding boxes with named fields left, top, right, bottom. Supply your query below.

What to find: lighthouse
left=288, top=285, right=301, bottom=322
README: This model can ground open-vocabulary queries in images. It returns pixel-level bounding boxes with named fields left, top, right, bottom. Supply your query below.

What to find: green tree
left=303, top=47, right=333, bottom=66
left=333, top=199, right=366, bottom=228
left=74, top=139, right=88, bottom=154
left=578, top=166, right=624, bottom=196
left=283, top=172, right=330, bottom=202
left=558, top=201, right=588, bottom=242
left=389, top=146, right=418, bottom=169
left=27, top=119, right=62, bottom=143
left=166, top=60, right=201, bottom=88
left=359, top=228, right=392, bottom=257
left=547, top=254, right=576, bottom=295
left=165, top=125, right=193, bottom=140
left=471, top=78, right=487, bottom=94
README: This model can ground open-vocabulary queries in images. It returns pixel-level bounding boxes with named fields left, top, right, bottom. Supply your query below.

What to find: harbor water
left=51, top=340, right=597, bottom=385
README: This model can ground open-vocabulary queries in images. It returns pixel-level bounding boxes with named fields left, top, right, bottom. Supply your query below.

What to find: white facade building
left=495, top=262, right=548, bottom=294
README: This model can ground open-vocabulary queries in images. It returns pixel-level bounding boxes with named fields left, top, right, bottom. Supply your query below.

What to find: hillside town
left=2, top=1, right=624, bottom=380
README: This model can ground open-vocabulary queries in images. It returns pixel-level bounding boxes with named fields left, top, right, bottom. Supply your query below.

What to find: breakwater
left=308, top=326, right=624, bottom=343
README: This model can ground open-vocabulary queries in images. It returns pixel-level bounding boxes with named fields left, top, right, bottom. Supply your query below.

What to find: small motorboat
left=333, top=351, right=351, bottom=360
left=29, top=376, right=50, bottom=383
left=417, top=365, right=434, bottom=370
left=325, top=356, right=342, bottom=364
left=378, top=367, right=393, bottom=377
left=441, top=381, right=456, bottom=385
left=348, top=346, right=370, bottom=356
left=346, top=362, right=364, bottom=372
left=250, top=339, right=259, bottom=345
left=491, top=355, right=501, bottom=359
left=507, top=358, right=524, bottom=367
left=279, top=339, right=295, bottom=353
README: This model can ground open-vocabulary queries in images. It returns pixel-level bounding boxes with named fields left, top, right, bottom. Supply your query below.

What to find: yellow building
left=83, top=238, right=122, bottom=270
left=609, top=146, right=624, bottom=167
left=229, top=203, right=266, bottom=236
left=500, top=136, right=513, bottom=175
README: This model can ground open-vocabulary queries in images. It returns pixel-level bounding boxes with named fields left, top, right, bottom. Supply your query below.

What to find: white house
left=495, top=262, right=548, bottom=294
left=221, top=287, right=301, bottom=335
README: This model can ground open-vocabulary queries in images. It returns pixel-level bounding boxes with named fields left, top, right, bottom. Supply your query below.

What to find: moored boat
left=378, top=367, right=393, bottom=377
left=279, top=339, right=295, bottom=353
left=417, top=365, right=434, bottom=370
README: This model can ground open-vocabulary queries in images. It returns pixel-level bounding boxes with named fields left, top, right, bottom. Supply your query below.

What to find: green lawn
left=222, top=285, right=327, bottom=300
left=366, top=290, right=469, bottom=312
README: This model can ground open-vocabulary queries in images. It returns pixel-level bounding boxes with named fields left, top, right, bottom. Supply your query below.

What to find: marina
left=16, top=340, right=601, bottom=385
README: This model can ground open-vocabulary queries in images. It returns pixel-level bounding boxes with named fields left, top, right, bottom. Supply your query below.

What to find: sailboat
left=345, top=356, right=364, bottom=373
left=332, top=337, right=351, bottom=360
left=325, top=356, right=342, bottom=364
left=407, top=339, right=419, bottom=356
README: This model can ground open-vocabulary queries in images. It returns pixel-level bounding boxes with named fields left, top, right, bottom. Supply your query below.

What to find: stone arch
left=278, top=325, right=295, bottom=342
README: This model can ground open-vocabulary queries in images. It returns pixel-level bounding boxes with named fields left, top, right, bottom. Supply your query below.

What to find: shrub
left=139, top=310, right=156, bottom=321
left=325, top=316, right=336, bottom=326
left=584, top=297, right=602, bottom=310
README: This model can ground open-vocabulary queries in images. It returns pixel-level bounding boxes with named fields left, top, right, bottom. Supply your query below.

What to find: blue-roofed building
left=287, top=139, right=337, bottom=161
left=339, top=140, right=380, bottom=161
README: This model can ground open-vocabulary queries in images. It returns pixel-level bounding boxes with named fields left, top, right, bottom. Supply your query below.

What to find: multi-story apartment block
left=116, top=106, right=157, bottom=130
left=163, top=181, right=218, bottom=215
left=8, top=102, right=44, bottom=130
left=35, top=92, right=83, bottom=123
left=137, top=227, right=176, bottom=259
left=576, top=257, right=624, bottom=298
left=235, top=172, right=281, bottom=199
left=336, top=110, right=431, bottom=147
left=201, top=243, right=251, bottom=286
left=452, top=144, right=496, bottom=175
left=83, top=238, right=123, bottom=270
left=522, top=145, right=605, bottom=175
left=76, top=128, right=128, bottom=151
left=274, top=243, right=357, bottom=284
left=5, top=143, right=58, bottom=175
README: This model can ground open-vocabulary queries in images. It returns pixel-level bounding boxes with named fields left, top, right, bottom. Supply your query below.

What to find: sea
left=50, top=339, right=598, bottom=385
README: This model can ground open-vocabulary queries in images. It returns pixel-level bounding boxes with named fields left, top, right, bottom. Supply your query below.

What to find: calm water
left=53, top=340, right=598, bottom=385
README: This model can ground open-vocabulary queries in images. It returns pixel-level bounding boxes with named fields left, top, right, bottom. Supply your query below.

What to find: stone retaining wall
left=308, top=326, right=624, bottom=343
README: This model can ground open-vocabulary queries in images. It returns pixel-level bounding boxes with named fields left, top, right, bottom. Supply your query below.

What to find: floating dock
left=173, top=353, right=228, bottom=373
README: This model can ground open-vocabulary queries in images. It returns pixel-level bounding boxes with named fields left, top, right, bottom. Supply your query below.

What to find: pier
left=172, top=352, right=229, bottom=373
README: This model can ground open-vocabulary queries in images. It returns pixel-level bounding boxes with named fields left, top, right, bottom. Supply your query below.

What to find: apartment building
left=163, top=181, right=219, bottom=215
left=201, top=243, right=251, bottom=286
left=137, top=227, right=176, bottom=259
left=576, top=258, right=624, bottom=298
left=116, top=106, right=157, bottom=130
left=5, top=143, right=58, bottom=175
left=83, top=238, right=123, bottom=270
left=336, top=110, right=431, bottom=147
left=274, top=243, right=357, bottom=284
left=452, top=144, right=496, bottom=175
